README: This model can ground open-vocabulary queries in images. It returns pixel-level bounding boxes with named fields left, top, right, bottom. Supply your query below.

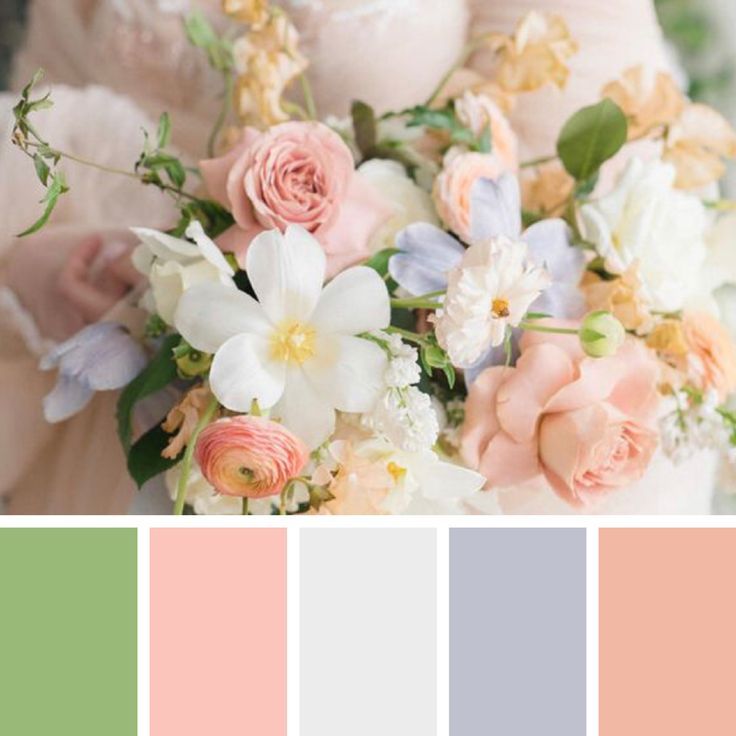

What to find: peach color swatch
left=150, top=529, right=286, bottom=736
left=600, top=528, right=736, bottom=736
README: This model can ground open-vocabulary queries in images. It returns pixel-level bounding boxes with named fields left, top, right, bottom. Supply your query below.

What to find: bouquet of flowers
left=11, top=3, right=736, bottom=514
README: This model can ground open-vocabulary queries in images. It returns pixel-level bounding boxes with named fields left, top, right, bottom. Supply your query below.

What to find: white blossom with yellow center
left=175, top=225, right=391, bottom=448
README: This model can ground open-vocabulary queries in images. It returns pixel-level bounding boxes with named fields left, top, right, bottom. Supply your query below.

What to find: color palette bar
left=300, top=529, right=437, bottom=735
left=0, top=528, right=137, bottom=736
left=600, top=528, right=736, bottom=736
left=150, top=528, right=286, bottom=736
left=450, top=528, right=587, bottom=735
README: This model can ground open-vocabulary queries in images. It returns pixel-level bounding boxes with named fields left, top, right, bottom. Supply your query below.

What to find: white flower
left=326, top=437, right=485, bottom=514
left=358, top=159, right=440, bottom=252
left=433, top=236, right=550, bottom=367
left=131, top=221, right=235, bottom=324
left=174, top=226, right=391, bottom=448
left=580, top=158, right=708, bottom=312
left=367, top=385, right=440, bottom=452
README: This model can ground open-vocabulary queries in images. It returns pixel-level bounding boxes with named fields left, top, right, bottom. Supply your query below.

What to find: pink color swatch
left=150, top=528, right=286, bottom=736
left=600, top=528, right=736, bottom=736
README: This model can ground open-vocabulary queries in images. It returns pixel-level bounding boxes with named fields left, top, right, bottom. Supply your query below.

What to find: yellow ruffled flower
left=602, top=66, right=736, bottom=189
left=664, top=104, right=736, bottom=189
left=222, top=0, right=270, bottom=27
left=521, top=162, right=574, bottom=216
left=601, top=65, right=685, bottom=139
left=489, top=12, right=578, bottom=93
left=580, top=263, right=652, bottom=333
left=232, top=12, right=308, bottom=126
left=645, top=320, right=688, bottom=357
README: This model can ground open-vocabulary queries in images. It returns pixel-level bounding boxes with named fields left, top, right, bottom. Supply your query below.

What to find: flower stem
left=385, top=326, right=424, bottom=344
left=173, top=396, right=220, bottom=515
left=390, top=290, right=445, bottom=310
left=207, top=68, right=233, bottom=158
left=518, top=321, right=579, bottom=335
left=520, top=153, right=559, bottom=169
left=299, top=73, right=318, bottom=120
left=242, top=497, right=249, bottom=515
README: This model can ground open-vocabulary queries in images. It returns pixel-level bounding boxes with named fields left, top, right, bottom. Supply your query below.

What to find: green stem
left=385, top=326, right=425, bottom=344
left=520, top=153, right=558, bottom=169
left=173, top=396, right=220, bottom=515
left=242, top=497, right=249, bottom=515
left=390, top=290, right=445, bottom=310
left=518, top=322, right=579, bottom=336
left=207, top=68, right=233, bottom=158
left=299, top=73, right=318, bottom=120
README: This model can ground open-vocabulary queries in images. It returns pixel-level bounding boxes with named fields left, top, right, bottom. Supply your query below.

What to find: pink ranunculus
left=195, top=415, right=308, bottom=498
left=460, top=326, right=661, bottom=505
left=200, top=121, right=392, bottom=277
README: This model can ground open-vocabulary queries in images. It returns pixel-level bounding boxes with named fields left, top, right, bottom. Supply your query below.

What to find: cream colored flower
left=223, top=0, right=270, bottom=27
left=521, top=162, right=574, bottom=217
left=581, top=263, right=653, bottom=334
left=664, top=104, right=736, bottom=189
left=488, top=12, right=578, bottom=93
left=232, top=12, right=308, bottom=126
left=601, top=66, right=685, bottom=139
left=161, top=385, right=215, bottom=460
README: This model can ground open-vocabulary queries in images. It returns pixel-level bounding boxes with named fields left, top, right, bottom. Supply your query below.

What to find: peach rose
left=681, top=312, right=736, bottom=399
left=432, top=100, right=517, bottom=242
left=200, top=121, right=391, bottom=276
left=461, top=326, right=660, bottom=505
left=195, top=415, right=308, bottom=498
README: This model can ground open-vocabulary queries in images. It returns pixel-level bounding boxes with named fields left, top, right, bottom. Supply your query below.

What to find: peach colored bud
left=195, top=415, right=308, bottom=498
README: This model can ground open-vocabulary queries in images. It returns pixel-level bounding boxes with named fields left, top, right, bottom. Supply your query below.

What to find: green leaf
left=184, top=11, right=233, bottom=71
left=17, top=171, right=68, bottom=237
left=580, top=328, right=605, bottom=343
left=404, top=104, right=483, bottom=150
left=157, top=112, right=172, bottom=149
left=443, top=363, right=456, bottom=389
left=364, top=248, right=398, bottom=277
left=352, top=100, right=377, bottom=159
left=127, top=423, right=183, bottom=489
left=33, top=153, right=50, bottom=186
left=116, top=334, right=180, bottom=452
left=556, top=99, right=628, bottom=181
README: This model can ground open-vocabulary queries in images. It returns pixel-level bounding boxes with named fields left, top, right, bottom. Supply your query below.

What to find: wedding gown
left=0, top=0, right=713, bottom=514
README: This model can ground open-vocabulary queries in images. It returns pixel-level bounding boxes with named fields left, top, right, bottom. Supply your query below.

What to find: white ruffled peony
left=433, top=236, right=550, bottom=367
left=174, top=225, right=391, bottom=448
left=131, top=220, right=236, bottom=324
left=358, top=159, right=440, bottom=252
left=580, top=158, right=708, bottom=312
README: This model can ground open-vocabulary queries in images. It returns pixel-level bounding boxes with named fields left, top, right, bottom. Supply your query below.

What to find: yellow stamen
left=491, top=297, right=510, bottom=318
left=387, top=461, right=407, bottom=483
left=270, top=320, right=316, bottom=364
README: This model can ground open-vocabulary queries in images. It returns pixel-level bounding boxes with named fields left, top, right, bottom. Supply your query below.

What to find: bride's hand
left=5, top=227, right=142, bottom=341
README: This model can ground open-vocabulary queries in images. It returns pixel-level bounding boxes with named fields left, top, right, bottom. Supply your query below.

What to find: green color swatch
left=0, top=529, right=137, bottom=736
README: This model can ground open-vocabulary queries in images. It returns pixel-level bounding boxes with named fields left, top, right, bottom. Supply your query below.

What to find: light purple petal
left=523, top=219, right=586, bottom=319
left=42, top=322, right=147, bottom=392
left=470, top=174, right=522, bottom=243
left=43, top=374, right=94, bottom=423
left=389, top=223, right=464, bottom=296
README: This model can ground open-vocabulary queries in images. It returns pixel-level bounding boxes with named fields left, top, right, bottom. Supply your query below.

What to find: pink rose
left=200, top=121, right=391, bottom=276
left=195, top=415, right=308, bottom=498
left=433, top=99, right=518, bottom=242
left=460, top=326, right=660, bottom=505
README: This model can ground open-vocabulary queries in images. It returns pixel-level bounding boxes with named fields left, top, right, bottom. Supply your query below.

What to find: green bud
left=175, top=348, right=213, bottom=378
left=579, top=310, right=625, bottom=358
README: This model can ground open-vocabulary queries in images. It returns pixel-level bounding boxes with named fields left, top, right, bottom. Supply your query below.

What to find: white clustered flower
left=363, top=331, right=439, bottom=452
left=433, top=236, right=550, bottom=367
left=659, top=389, right=733, bottom=463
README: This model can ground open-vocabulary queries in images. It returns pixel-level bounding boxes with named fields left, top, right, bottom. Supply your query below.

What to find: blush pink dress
left=0, top=0, right=713, bottom=514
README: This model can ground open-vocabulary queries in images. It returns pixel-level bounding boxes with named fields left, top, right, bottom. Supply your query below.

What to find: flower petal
left=209, top=333, right=286, bottom=412
left=470, top=173, right=521, bottom=242
left=389, top=223, right=464, bottom=296
left=246, top=226, right=326, bottom=323
left=478, top=432, right=540, bottom=488
left=412, top=454, right=485, bottom=499
left=130, top=227, right=199, bottom=262
left=174, top=282, right=270, bottom=353
left=311, top=267, right=390, bottom=335
left=43, top=374, right=94, bottom=423
left=272, top=366, right=336, bottom=448
left=185, top=220, right=235, bottom=276
left=303, top=334, right=387, bottom=413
